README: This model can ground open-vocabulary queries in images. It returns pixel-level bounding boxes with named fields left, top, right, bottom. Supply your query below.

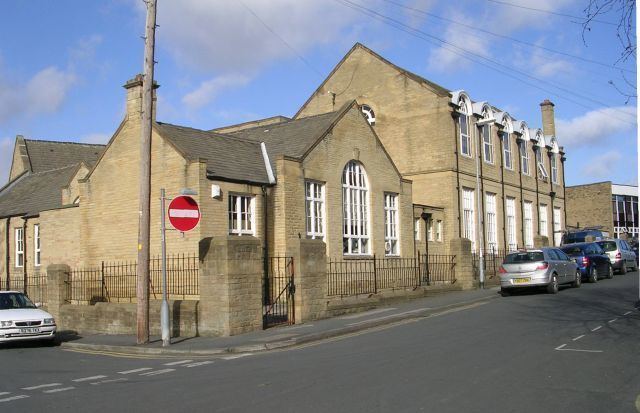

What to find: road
left=1, top=272, right=639, bottom=412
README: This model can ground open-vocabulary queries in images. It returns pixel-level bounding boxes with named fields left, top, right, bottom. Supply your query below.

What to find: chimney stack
left=123, top=74, right=159, bottom=121
left=540, top=99, right=556, bottom=136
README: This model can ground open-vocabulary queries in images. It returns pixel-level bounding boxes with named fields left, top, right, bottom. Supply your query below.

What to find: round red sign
left=168, top=195, right=200, bottom=232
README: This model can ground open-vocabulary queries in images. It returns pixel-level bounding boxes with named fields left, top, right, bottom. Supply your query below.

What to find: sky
left=0, top=0, right=637, bottom=187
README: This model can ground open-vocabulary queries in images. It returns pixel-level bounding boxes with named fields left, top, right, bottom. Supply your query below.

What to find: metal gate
left=263, top=256, right=295, bottom=329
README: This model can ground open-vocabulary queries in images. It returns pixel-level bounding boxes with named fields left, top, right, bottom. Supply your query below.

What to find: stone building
left=296, top=43, right=567, bottom=252
left=566, top=182, right=638, bottom=239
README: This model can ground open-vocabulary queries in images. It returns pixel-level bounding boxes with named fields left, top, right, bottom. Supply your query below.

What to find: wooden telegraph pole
left=136, top=0, right=157, bottom=345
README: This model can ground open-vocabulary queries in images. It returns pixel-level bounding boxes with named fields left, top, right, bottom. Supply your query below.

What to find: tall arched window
left=342, top=161, right=370, bottom=255
left=458, top=97, right=471, bottom=157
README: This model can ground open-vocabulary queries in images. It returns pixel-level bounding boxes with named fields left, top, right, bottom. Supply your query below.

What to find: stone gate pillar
left=198, top=236, right=262, bottom=336
left=286, top=238, right=328, bottom=323
left=46, top=264, right=70, bottom=326
left=449, top=238, right=475, bottom=290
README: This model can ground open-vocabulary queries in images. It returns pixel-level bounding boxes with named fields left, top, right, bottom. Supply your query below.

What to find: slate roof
left=0, top=165, right=78, bottom=217
left=154, top=122, right=271, bottom=184
left=24, top=139, right=105, bottom=172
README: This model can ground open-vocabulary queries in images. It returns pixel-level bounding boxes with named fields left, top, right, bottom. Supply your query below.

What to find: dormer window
left=361, top=105, right=376, bottom=126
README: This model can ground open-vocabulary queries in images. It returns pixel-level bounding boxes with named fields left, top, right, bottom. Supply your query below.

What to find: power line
left=334, top=0, right=636, bottom=125
left=483, top=0, right=617, bottom=26
left=381, top=0, right=635, bottom=75
left=237, top=0, right=323, bottom=78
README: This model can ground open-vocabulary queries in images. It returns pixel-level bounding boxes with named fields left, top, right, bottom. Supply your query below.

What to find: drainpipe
left=498, top=128, right=507, bottom=252
left=560, top=151, right=567, bottom=232
left=516, top=137, right=525, bottom=248
left=548, top=150, right=556, bottom=246
left=262, top=185, right=269, bottom=306
left=22, top=217, right=27, bottom=294
left=452, top=112, right=462, bottom=238
left=4, top=217, right=10, bottom=290
left=535, top=148, right=540, bottom=235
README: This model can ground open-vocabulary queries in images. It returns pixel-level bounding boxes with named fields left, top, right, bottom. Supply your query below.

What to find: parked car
left=561, top=229, right=607, bottom=245
left=596, top=239, right=638, bottom=274
left=628, top=238, right=639, bottom=265
left=560, top=242, right=613, bottom=283
left=499, top=248, right=580, bottom=296
left=0, top=291, right=56, bottom=343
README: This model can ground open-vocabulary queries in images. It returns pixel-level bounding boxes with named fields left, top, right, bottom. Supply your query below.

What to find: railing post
left=373, top=254, right=378, bottom=294
left=101, top=261, right=106, bottom=301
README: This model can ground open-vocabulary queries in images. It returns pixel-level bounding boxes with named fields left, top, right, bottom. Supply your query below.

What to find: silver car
left=596, top=239, right=638, bottom=274
left=499, top=248, right=580, bottom=296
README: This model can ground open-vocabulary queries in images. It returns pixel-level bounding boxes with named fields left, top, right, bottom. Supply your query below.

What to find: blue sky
left=0, top=0, right=636, bottom=186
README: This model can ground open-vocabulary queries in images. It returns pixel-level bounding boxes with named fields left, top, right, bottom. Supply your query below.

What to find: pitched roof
left=294, top=42, right=450, bottom=119
left=24, top=139, right=105, bottom=173
left=227, top=110, right=343, bottom=169
left=211, top=115, right=291, bottom=134
left=0, top=165, right=78, bottom=218
left=154, top=122, right=271, bottom=184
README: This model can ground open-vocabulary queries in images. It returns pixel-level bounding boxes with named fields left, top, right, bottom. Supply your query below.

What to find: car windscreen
left=597, top=241, right=617, bottom=252
left=564, top=235, right=585, bottom=244
left=504, top=252, right=544, bottom=263
left=0, top=293, right=36, bottom=310
left=561, top=246, right=584, bottom=255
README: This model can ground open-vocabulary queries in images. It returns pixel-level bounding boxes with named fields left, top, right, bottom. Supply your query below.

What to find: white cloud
left=491, top=0, right=577, bottom=32
left=0, top=137, right=13, bottom=185
left=149, top=0, right=364, bottom=74
left=581, top=150, right=622, bottom=180
left=182, top=75, right=250, bottom=110
left=556, top=106, right=636, bottom=146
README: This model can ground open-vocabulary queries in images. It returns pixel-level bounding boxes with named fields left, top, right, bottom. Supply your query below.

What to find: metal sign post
left=160, top=188, right=170, bottom=347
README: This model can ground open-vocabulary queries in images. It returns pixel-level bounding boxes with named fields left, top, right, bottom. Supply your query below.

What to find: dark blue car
left=561, top=242, right=613, bottom=283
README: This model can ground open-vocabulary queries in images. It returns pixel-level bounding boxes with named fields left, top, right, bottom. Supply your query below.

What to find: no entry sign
left=168, top=195, right=200, bottom=232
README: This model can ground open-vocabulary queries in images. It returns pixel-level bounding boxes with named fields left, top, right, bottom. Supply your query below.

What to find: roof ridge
left=156, top=121, right=263, bottom=145
left=211, top=115, right=291, bottom=132
left=29, top=164, right=79, bottom=176
left=230, top=110, right=339, bottom=135
left=24, top=138, right=106, bottom=147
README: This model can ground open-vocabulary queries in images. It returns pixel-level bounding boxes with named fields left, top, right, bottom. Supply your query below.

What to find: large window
left=34, top=224, right=41, bottom=267
left=15, top=228, right=24, bottom=268
left=482, top=125, right=493, bottom=163
left=462, top=188, right=476, bottom=251
left=414, top=218, right=420, bottom=241
left=305, top=181, right=325, bottom=240
left=539, top=204, right=548, bottom=237
left=343, top=161, right=370, bottom=255
left=459, top=108, right=471, bottom=157
left=486, top=193, right=498, bottom=252
left=436, top=220, right=443, bottom=242
left=524, top=201, right=534, bottom=248
left=506, top=197, right=517, bottom=251
left=553, top=207, right=562, bottom=246
left=384, top=193, right=399, bottom=256
left=520, top=141, right=530, bottom=175
left=535, top=147, right=548, bottom=179
left=228, top=194, right=255, bottom=236
left=613, top=194, right=639, bottom=237
left=550, top=154, right=558, bottom=183
left=502, top=133, right=512, bottom=170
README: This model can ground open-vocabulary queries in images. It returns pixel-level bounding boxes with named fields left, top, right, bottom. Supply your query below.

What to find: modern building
left=566, top=181, right=638, bottom=239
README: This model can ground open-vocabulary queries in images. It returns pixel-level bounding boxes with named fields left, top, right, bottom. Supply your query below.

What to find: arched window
left=361, top=105, right=376, bottom=126
left=520, top=140, right=530, bottom=175
left=458, top=97, right=471, bottom=157
left=481, top=107, right=493, bottom=163
left=342, top=161, right=370, bottom=255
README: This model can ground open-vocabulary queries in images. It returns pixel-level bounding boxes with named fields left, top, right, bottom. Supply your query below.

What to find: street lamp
left=475, top=117, right=495, bottom=289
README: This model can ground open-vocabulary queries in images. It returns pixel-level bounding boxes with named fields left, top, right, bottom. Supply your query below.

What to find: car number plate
left=513, top=278, right=530, bottom=284
left=19, top=327, right=40, bottom=334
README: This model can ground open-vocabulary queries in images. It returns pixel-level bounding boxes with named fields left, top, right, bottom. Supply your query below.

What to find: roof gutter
left=260, top=142, right=276, bottom=184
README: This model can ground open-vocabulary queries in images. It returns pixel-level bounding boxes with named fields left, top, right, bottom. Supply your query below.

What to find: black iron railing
left=1, top=268, right=48, bottom=306
left=327, top=254, right=456, bottom=297
left=472, top=249, right=516, bottom=283
left=263, top=256, right=295, bottom=329
left=67, top=253, right=199, bottom=303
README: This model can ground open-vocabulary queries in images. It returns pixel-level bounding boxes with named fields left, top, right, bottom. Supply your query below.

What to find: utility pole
left=136, top=0, right=157, bottom=345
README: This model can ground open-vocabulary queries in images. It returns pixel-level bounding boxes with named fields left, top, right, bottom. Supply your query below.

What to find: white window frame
left=485, top=193, right=498, bottom=252
left=459, top=113, right=472, bottom=158
left=550, top=153, right=558, bottom=184
left=15, top=228, right=24, bottom=268
left=305, top=181, right=325, bottom=240
left=384, top=193, right=399, bottom=256
left=361, top=104, right=376, bottom=126
left=436, top=220, right=442, bottom=242
left=535, top=147, right=548, bottom=179
left=539, top=204, right=548, bottom=237
left=482, top=125, right=493, bottom=164
left=228, top=194, right=255, bottom=236
left=342, top=161, right=370, bottom=255
left=520, top=141, right=530, bottom=175
left=553, top=207, right=562, bottom=246
left=414, top=218, right=420, bottom=241
left=34, top=224, right=41, bottom=267
left=502, top=132, right=513, bottom=170
left=427, top=219, right=434, bottom=241
left=462, top=188, right=476, bottom=251
left=524, top=201, right=534, bottom=248
left=506, top=197, right=517, bottom=251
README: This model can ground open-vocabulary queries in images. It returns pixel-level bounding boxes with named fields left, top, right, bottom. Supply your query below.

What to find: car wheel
left=547, top=275, right=559, bottom=294
left=606, top=264, right=614, bottom=279
left=500, top=288, right=511, bottom=297
left=572, top=271, right=581, bottom=288
left=589, top=266, right=598, bottom=283
left=620, top=261, right=627, bottom=274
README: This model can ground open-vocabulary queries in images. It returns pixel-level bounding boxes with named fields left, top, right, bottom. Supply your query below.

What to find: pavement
left=59, top=286, right=501, bottom=356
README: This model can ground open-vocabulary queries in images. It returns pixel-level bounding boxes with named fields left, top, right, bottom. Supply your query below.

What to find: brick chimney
left=540, top=99, right=556, bottom=136
left=123, top=74, right=159, bottom=121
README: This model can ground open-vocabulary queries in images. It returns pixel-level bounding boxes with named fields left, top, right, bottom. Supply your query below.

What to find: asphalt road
left=1, top=272, right=639, bottom=413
